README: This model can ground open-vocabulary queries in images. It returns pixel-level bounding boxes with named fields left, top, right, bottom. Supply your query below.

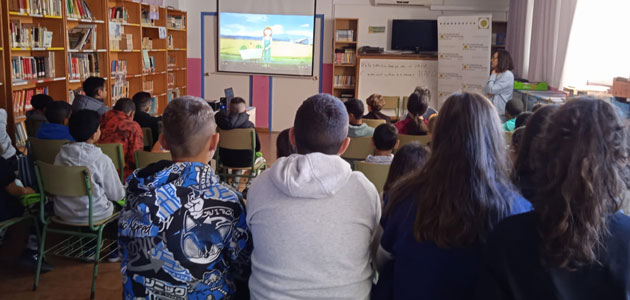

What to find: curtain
left=527, top=0, right=578, bottom=88
left=505, top=0, right=529, bottom=79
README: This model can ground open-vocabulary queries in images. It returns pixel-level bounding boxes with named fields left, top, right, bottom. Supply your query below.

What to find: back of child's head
left=407, top=86, right=430, bottom=116
left=162, top=96, right=216, bottom=158
left=383, top=142, right=430, bottom=193
left=45, top=101, right=72, bottom=124
left=511, top=126, right=525, bottom=152
left=69, top=109, right=100, bottom=142
left=82, top=77, right=106, bottom=98
left=229, top=97, right=247, bottom=114
left=132, top=92, right=152, bottom=111
left=294, top=93, right=348, bottom=155
left=515, top=111, right=533, bottom=129
left=113, top=98, right=136, bottom=113
left=505, top=99, right=523, bottom=119
left=366, top=94, right=385, bottom=112
left=276, top=128, right=296, bottom=159
left=428, top=113, right=438, bottom=134
left=373, top=123, right=398, bottom=151
left=31, top=94, right=53, bottom=111
left=344, top=98, right=364, bottom=120
left=513, top=104, right=559, bottom=176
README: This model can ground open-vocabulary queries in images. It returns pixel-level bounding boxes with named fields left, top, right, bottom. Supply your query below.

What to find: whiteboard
left=357, top=58, right=439, bottom=110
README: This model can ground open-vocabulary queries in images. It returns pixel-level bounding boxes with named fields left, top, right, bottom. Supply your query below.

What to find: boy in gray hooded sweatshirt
left=247, top=93, right=382, bottom=299
left=54, top=109, right=124, bottom=224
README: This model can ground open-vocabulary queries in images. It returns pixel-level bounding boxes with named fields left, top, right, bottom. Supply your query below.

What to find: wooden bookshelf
left=332, top=18, right=358, bottom=100
left=166, top=8, right=186, bottom=109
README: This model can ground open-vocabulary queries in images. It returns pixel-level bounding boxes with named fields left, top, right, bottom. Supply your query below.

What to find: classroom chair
left=216, top=128, right=266, bottom=182
left=135, top=150, right=172, bottom=169
left=33, top=161, right=119, bottom=300
left=363, top=118, right=386, bottom=128
left=27, top=137, right=70, bottom=164
left=25, top=119, right=46, bottom=138
left=355, top=161, right=390, bottom=195
left=341, top=137, right=375, bottom=161
left=141, top=127, right=153, bottom=148
left=383, top=96, right=401, bottom=119
left=402, top=96, right=409, bottom=119
left=95, top=143, right=125, bottom=181
left=396, top=134, right=431, bottom=150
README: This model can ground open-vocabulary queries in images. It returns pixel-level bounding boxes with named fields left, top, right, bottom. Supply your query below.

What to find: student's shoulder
left=348, top=170, right=380, bottom=198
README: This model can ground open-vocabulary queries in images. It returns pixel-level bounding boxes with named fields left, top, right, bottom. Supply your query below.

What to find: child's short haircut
left=511, top=126, right=525, bottom=150
left=408, top=86, right=430, bottom=116
left=229, top=97, right=247, bottom=113
left=373, top=123, right=398, bottom=151
left=82, top=77, right=106, bottom=98
left=132, top=92, right=152, bottom=111
left=294, top=94, right=348, bottom=155
left=69, top=109, right=100, bottom=142
left=505, top=99, right=523, bottom=118
left=31, top=94, right=53, bottom=111
left=366, top=94, right=385, bottom=111
left=45, top=101, right=72, bottom=124
left=113, top=98, right=136, bottom=113
left=344, top=98, right=365, bottom=120
left=515, top=111, right=533, bottom=129
left=276, top=128, right=296, bottom=159
left=162, top=96, right=216, bottom=158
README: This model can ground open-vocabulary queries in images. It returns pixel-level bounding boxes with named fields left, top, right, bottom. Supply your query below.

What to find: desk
left=513, top=90, right=567, bottom=111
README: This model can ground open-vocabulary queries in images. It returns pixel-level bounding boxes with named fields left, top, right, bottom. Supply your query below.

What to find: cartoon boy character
left=262, top=26, right=272, bottom=63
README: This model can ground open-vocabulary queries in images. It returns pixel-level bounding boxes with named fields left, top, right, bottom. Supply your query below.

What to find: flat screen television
left=391, top=20, right=438, bottom=53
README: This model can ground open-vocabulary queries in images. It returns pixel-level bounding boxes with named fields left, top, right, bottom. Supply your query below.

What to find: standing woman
left=483, top=49, right=514, bottom=121
left=373, top=92, right=531, bottom=300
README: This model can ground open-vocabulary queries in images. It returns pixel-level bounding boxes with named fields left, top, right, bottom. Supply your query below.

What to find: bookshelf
left=166, top=8, right=186, bottom=107
left=332, top=18, right=358, bottom=100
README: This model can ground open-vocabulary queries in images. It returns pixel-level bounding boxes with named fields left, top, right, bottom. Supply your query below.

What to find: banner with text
left=437, top=15, right=492, bottom=107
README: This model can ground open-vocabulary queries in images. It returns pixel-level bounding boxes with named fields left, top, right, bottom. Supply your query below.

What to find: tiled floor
left=0, top=131, right=278, bottom=300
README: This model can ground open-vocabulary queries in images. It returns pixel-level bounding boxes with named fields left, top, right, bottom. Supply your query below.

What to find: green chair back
left=95, top=143, right=124, bottom=181
left=402, top=96, right=409, bottom=118
left=363, top=118, right=386, bottom=128
left=383, top=96, right=401, bottom=117
left=397, top=134, right=431, bottom=150
left=36, top=161, right=90, bottom=198
left=355, top=161, right=391, bottom=195
left=142, top=127, right=153, bottom=147
left=28, top=137, right=70, bottom=164
left=341, top=137, right=374, bottom=160
left=135, top=151, right=172, bottom=169
left=216, top=128, right=266, bottom=179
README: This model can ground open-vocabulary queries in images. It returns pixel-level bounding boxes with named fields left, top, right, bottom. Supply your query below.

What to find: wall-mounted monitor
left=391, top=19, right=438, bottom=53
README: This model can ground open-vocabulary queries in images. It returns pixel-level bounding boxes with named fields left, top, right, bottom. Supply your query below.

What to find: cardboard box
left=612, top=77, right=630, bottom=98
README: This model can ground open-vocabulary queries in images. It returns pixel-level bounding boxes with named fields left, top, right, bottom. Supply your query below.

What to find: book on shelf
left=15, top=122, right=27, bottom=146
left=69, top=53, right=99, bottom=81
left=143, top=80, right=154, bottom=93
left=335, top=29, right=354, bottom=42
left=334, top=75, right=355, bottom=87
left=141, top=6, right=159, bottom=26
left=68, top=24, right=96, bottom=50
left=142, top=37, right=152, bottom=49
left=167, top=34, right=173, bottom=49
left=10, top=21, right=54, bottom=48
left=167, top=88, right=180, bottom=104
left=111, top=59, right=127, bottom=75
left=167, top=73, right=174, bottom=87
left=11, top=53, right=55, bottom=82
left=149, top=96, right=158, bottom=115
left=66, top=0, right=94, bottom=20
left=334, top=48, right=356, bottom=64
left=167, top=15, right=185, bottom=29
left=111, top=81, right=129, bottom=102
left=142, top=50, right=155, bottom=73
left=10, top=0, right=63, bottom=16
left=13, top=87, right=48, bottom=116
left=168, top=55, right=175, bottom=68
left=109, top=6, right=128, bottom=22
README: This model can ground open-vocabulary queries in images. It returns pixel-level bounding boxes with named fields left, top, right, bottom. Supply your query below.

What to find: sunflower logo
left=478, top=17, right=490, bottom=29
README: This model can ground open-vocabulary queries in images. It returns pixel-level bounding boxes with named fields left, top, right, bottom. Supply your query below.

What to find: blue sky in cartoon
left=219, top=12, right=314, bottom=40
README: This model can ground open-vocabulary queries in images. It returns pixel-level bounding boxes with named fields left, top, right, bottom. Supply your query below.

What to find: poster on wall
left=437, top=15, right=492, bottom=107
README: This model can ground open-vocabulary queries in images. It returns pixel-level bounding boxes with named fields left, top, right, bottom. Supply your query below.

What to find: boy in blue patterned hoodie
left=118, top=96, right=252, bottom=300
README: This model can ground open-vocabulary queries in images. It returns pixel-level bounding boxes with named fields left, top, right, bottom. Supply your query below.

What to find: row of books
left=109, top=6, right=129, bottom=22
left=111, top=59, right=127, bottom=75
left=68, top=24, right=97, bottom=50
left=9, top=21, right=53, bottom=48
left=141, top=7, right=160, bottom=26
left=15, top=122, right=28, bottom=146
left=167, top=15, right=185, bottom=29
left=168, top=55, right=176, bottom=68
left=68, top=53, right=100, bottom=81
left=167, top=87, right=180, bottom=104
left=142, top=50, right=155, bottom=73
left=334, top=49, right=356, bottom=65
left=67, top=0, right=94, bottom=20
left=142, top=37, right=153, bottom=49
left=13, top=87, right=47, bottom=116
left=11, top=53, right=55, bottom=82
left=334, top=75, right=355, bottom=87
left=112, top=81, right=129, bottom=102
left=335, top=30, right=355, bottom=42
left=9, top=0, right=62, bottom=16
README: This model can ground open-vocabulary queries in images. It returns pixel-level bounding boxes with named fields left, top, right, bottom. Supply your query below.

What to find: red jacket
left=99, top=110, right=143, bottom=179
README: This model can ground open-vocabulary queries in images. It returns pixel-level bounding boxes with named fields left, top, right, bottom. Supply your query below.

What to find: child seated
left=25, top=94, right=53, bottom=136
left=502, top=99, right=524, bottom=132
left=382, top=142, right=430, bottom=197
left=54, top=110, right=124, bottom=224
left=132, top=92, right=160, bottom=150
left=276, top=128, right=296, bottom=159
left=215, top=96, right=262, bottom=167
left=72, top=77, right=109, bottom=116
left=364, top=94, right=391, bottom=123
left=35, top=101, right=74, bottom=141
left=119, top=96, right=252, bottom=299
left=366, top=123, right=398, bottom=164
left=98, top=98, right=144, bottom=178
left=395, top=87, right=430, bottom=135
left=514, top=111, right=532, bottom=129
left=345, top=98, right=375, bottom=137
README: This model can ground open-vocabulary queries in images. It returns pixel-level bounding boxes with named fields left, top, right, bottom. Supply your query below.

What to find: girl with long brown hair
left=478, top=97, right=630, bottom=300
left=372, top=92, right=531, bottom=300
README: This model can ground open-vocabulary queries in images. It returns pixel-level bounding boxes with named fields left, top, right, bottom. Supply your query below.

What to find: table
left=513, top=90, right=567, bottom=111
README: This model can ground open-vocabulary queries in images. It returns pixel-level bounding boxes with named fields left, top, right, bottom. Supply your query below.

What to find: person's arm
left=128, top=124, right=144, bottom=169
left=6, top=182, right=35, bottom=197
left=484, top=72, right=512, bottom=95
left=101, top=157, right=125, bottom=201
left=228, top=200, right=253, bottom=282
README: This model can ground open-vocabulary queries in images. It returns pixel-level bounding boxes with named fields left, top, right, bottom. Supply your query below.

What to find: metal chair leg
left=90, top=225, right=105, bottom=299
left=33, top=224, right=48, bottom=291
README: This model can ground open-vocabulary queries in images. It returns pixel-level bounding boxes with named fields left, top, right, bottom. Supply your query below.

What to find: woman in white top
left=484, top=49, right=515, bottom=121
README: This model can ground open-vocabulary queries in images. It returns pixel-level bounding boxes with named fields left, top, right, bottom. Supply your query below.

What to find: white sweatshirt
left=247, top=153, right=381, bottom=300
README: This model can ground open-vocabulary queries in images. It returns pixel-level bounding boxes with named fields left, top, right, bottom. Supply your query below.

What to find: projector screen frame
left=215, top=0, right=317, bottom=77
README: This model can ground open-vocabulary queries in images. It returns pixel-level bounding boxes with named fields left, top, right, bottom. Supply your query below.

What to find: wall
left=179, top=0, right=508, bottom=131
